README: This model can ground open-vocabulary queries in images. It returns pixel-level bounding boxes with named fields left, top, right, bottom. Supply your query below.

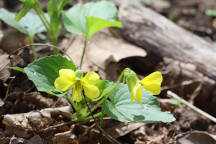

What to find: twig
left=189, top=84, right=202, bottom=104
left=167, top=91, right=216, bottom=123
left=10, top=43, right=74, bottom=63
left=4, top=76, right=15, bottom=102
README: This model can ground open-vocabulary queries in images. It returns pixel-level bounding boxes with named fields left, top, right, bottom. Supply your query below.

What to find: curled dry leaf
left=177, top=131, right=216, bottom=144
left=2, top=106, right=73, bottom=138
left=52, top=130, right=77, bottom=144
left=105, top=121, right=145, bottom=139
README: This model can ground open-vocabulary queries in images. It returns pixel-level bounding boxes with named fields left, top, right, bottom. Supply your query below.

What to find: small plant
left=1, top=1, right=122, bottom=63
left=14, top=55, right=175, bottom=124
left=4, top=0, right=175, bottom=130
left=62, top=1, right=122, bottom=68
left=15, top=0, right=70, bottom=54
left=0, top=8, right=47, bottom=59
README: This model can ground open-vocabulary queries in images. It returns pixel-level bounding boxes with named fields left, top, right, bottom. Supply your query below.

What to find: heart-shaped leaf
left=0, top=8, right=47, bottom=38
left=86, top=16, right=122, bottom=39
left=103, top=84, right=176, bottom=123
left=24, top=55, right=76, bottom=96
left=62, top=1, right=122, bottom=39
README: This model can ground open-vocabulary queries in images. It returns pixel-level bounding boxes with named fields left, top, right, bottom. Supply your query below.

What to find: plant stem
left=79, top=38, right=88, bottom=68
left=34, top=6, right=49, bottom=31
left=66, top=94, right=78, bottom=112
left=34, top=4, right=49, bottom=29
left=86, top=97, right=106, bottom=116
left=28, top=35, right=37, bottom=60
left=36, top=4, right=49, bottom=27
left=86, top=69, right=127, bottom=116
left=72, top=111, right=102, bottom=122
left=52, top=37, right=59, bottom=54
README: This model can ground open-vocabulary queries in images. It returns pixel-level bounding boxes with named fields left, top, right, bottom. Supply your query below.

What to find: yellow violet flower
left=128, top=71, right=163, bottom=103
left=54, top=69, right=100, bottom=102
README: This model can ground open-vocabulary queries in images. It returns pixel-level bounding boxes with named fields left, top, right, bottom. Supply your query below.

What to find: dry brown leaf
left=0, top=53, right=10, bottom=82
left=52, top=130, right=77, bottom=144
left=105, top=122, right=145, bottom=139
left=63, top=29, right=146, bottom=72
left=177, top=131, right=216, bottom=144
left=23, top=92, right=55, bottom=108
left=2, top=106, right=73, bottom=138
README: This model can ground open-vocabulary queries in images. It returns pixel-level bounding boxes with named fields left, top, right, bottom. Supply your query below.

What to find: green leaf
left=62, top=1, right=122, bottom=38
left=205, top=9, right=216, bottom=17
left=24, top=55, right=76, bottom=96
left=16, top=0, right=38, bottom=21
left=86, top=16, right=122, bottom=38
left=103, top=84, right=176, bottom=123
left=90, top=80, right=112, bottom=101
left=0, top=8, right=47, bottom=38
left=10, top=67, right=25, bottom=73
left=15, top=1, right=32, bottom=21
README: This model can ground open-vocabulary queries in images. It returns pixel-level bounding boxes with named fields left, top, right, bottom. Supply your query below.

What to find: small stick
left=4, top=76, right=15, bottom=102
left=167, top=91, right=216, bottom=123
left=11, top=43, right=74, bottom=63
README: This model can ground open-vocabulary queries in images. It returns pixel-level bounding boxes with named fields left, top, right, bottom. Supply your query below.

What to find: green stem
left=34, top=7, right=49, bottom=31
left=86, top=69, right=127, bottom=116
left=51, top=37, right=59, bottom=54
left=34, top=4, right=49, bottom=29
left=87, top=97, right=106, bottom=116
left=79, top=38, right=88, bottom=68
left=28, top=35, right=37, bottom=60
left=66, top=94, right=78, bottom=112
left=33, top=2, right=59, bottom=55
left=72, top=112, right=102, bottom=122
left=36, top=3, right=49, bottom=27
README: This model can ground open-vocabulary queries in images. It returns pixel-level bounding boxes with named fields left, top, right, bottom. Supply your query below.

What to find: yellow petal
left=72, top=82, right=83, bottom=102
left=59, top=69, right=77, bottom=81
left=83, top=84, right=100, bottom=99
left=135, top=87, right=142, bottom=103
left=131, top=84, right=142, bottom=103
left=54, top=77, right=73, bottom=91
left=54, top=69, right=77, bottom=91
left=142, top=83, right=161, bottom=95
left=140, top=71, right=162, bottom=95
left=82, top=72, right=99, bottom=85
left=140, top=71, right=162, bottom=85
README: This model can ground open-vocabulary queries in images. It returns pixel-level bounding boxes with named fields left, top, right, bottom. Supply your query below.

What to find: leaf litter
left=0, top=0, right=216, bottom=143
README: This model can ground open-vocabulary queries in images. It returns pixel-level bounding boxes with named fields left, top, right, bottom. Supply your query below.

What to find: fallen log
left=115, top=3, right=216, bottom=82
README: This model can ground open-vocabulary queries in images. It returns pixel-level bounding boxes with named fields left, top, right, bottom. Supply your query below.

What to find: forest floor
left=0, top=0, right=216, bottom=144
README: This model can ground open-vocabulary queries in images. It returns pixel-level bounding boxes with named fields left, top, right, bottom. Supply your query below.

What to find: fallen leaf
left=52, top=130, right=77, bottom=144
left=2, top=106, right=73, bottom=138
left=177, top=131, right=216, bottom=144
left=0, top=53, right=10, bottom=82
left=64, top=29, right=146, bottom=72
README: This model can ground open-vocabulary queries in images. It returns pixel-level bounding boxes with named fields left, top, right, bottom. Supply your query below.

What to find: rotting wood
left=114, top=3, right=216, bottom=82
